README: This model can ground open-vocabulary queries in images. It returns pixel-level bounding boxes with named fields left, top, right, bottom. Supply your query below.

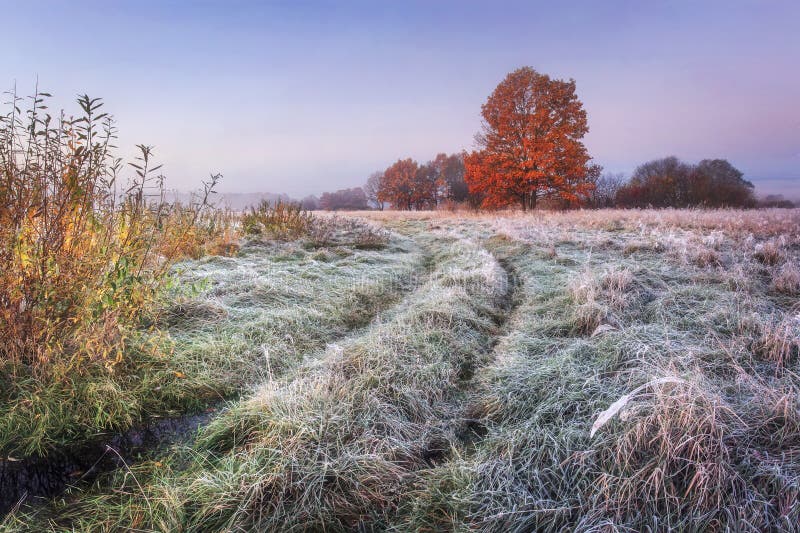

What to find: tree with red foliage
left=465, top=67, right=597, bottom=210
left=378, top=158, right=420, bottom=210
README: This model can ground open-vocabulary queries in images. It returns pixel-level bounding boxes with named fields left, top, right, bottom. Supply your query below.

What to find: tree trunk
left=521, top=192, right=537, bottom=210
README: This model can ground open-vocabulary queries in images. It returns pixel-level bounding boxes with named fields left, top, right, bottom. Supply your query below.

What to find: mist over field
left=3, top=1, right=799, bottom=198
left=2, top=2, right=799, bottom=531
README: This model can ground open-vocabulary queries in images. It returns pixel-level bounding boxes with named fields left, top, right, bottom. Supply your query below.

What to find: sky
left=4, top=0, right=799, bottom=198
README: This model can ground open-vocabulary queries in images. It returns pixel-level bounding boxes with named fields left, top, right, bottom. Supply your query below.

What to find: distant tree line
left=613, top=157, right=757, bottom=208
left=351, top=155, right=783, bottom=211
left=317, top=187, right=368, bottom=210
left=758, top=194, right=796, bottom=208
left=316, top=68, right=792, bottom=212
left=308, top=154, right=472, bottom=212
left=582, top=156, right=772, bottom=209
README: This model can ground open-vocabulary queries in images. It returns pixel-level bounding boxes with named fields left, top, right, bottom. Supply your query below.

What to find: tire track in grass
left=5, top=230, right=516, bottom=531
left=0, top=231, right=430, bottom=522
left=161, top=231, right=428, bottom=396
left=419, top=233, right=646, bottom=532
left=49, top=232, right=511, bottom=532
left=393, top=234, right=535, bottom=532
left=412, top=246, right=523, bottom=467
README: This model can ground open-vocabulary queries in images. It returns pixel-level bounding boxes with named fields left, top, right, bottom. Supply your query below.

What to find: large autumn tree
left=465, top=67, right=598, bottom=210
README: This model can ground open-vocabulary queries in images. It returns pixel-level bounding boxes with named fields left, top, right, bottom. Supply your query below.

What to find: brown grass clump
left=742, top=374, right=800, bottom=453
left=315, top=215, right=390, bottom=249
left=753, top=239, right=785, bottom=266
left=241, top=202, right=390, bottom=249
left=601, top=268, right=634, bottom=296
left=241, top=199, right=314, bottom=239
left=754, top=314, right=800, bottom=367
left=772, top=262, right=800, bottom=295
left=622, top=239, right=664, bottom=255
left=692, top=246, right=722, bottom=268
left=569, top=268, right=635, bottom=333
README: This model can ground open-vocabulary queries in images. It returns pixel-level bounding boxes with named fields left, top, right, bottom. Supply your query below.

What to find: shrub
left=0, top=90, right=226, bottom=375
left=241, top=199, right=314, bottom=238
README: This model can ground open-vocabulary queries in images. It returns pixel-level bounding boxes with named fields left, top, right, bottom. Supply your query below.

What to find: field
left=2, top=208, right=800, bottom=531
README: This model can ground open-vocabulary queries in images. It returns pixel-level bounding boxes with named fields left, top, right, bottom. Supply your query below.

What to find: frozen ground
left=4, top=209, right=800, bottom=532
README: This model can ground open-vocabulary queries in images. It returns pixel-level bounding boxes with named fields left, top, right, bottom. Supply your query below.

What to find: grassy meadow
left=2, top=207, right=799, bottom=531
left=5, top=2, right=797, bottom=529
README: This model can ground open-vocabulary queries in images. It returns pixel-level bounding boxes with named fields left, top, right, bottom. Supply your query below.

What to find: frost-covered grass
left=6, top=231, right=509, bottom=531
left=402, top=209, right=800, bottom=532
left=0, top=229, right=421, bottom=458
left=5, top=208, right=800, bottom=532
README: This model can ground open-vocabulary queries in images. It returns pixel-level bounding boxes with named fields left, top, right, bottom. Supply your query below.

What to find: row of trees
left=581, top=157, right=760, bottom=209
left=317, top=154, right=777, bottom=211
left=324, top=66, right=775, bottom=212
left=614, top=157, right=756, bottom=208
left=365, top=153, right=469, bottom=210
left=318, top=187, right=368, bottom=210
left=360, top=155, right=768, bottom=211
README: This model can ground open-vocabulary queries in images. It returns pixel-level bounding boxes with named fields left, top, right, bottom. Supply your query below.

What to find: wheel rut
left=0, top=233, right=432, bottom=518
left=421, top=244, right=524, bottom=460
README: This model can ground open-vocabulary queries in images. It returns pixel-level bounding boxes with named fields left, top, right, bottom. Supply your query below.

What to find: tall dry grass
left=0, top=89, right=233, bottom=375
left=242, top=200, right=390, bottom=248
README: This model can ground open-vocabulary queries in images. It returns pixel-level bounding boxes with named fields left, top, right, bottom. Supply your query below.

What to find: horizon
left=4, top=0, right=799, bottom=199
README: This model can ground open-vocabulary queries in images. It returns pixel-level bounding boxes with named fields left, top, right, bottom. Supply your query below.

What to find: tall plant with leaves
left=0, top=87, right=222, bottom=373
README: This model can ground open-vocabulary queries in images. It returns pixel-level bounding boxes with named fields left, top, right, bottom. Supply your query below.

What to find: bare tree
left=585, top=172, right=624, bottom=208
left=364, top=171, right=385, bottom=210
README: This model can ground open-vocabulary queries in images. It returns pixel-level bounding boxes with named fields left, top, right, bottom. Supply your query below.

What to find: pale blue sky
left=4, top=0, right=799, bottom=197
